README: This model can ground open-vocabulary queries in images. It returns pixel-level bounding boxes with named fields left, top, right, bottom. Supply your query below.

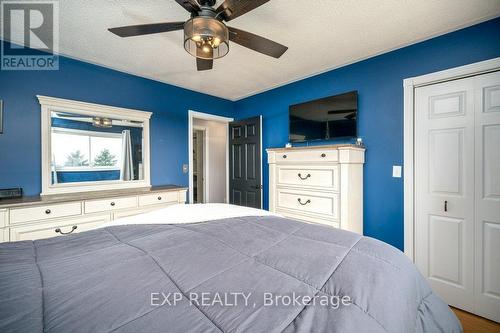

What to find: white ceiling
left=33, top=1, right=500, bottom=100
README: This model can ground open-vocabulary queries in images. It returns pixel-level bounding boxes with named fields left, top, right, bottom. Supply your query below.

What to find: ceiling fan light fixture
left=202, top=45, right=211, bottom=53
left=108, top=0, right=288, bottom=71
left=93, top=117, right=113, bottom=128
left=184, top=17, right=229, bottom=60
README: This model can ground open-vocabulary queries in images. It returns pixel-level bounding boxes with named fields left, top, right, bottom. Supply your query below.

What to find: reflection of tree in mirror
left=93, top=149, right=117, bottom=166
left=65, top=150, right=89, bottom=167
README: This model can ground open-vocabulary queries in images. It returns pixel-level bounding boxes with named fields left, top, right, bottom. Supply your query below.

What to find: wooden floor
left=451, top=307, right=500, bottom=333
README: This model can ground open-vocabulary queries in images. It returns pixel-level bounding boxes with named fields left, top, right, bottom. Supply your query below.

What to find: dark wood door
left=229, top=116, right=262, bottom=208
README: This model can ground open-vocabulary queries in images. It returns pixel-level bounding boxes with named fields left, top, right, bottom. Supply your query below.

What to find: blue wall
left=234, top=18, right=500, bottom=250
left=0, top=44, right=234, bottom=195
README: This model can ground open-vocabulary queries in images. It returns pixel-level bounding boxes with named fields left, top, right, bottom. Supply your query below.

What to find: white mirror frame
left=38, top=95, right=152, bottom=197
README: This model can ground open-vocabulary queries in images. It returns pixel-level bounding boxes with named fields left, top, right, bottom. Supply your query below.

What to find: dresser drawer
left=84, top=196, right=137, bottom=214
left=9, top=214, right=110, bottom=241
left=276, top=188, right=339, bottom=219
left=0, top=209, right=6, bottom=228
left=0, top=228, right=8, bottom=242
left=139, top=191, right=179, bottom=207
left=277, top=209, right=340, bottom=228
left=114, top=207, right=154, bottom=220
left=10, top=202, right=82, bottom=225
left=274, top=150, right=338, bottom=163
left=277, top=165, right=339, bottom=190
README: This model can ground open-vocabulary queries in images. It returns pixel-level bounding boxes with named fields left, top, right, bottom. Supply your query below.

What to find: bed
left=0, top=204, right=461, bottom=332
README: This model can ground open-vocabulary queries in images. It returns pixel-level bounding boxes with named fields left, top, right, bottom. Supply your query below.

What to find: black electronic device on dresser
left=0, top=188, right=23, bottom=199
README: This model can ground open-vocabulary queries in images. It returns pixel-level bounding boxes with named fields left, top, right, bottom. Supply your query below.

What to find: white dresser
left=0, top=186, right=187, bottom=242
left=267, top=145, right=365, bottom=233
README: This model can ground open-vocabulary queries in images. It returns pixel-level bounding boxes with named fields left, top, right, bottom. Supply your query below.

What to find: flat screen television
left=289, top=91, right=358, bottom=142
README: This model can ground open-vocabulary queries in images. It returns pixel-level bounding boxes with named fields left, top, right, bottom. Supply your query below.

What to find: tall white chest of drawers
left=267, top=145, right=365, bottom=234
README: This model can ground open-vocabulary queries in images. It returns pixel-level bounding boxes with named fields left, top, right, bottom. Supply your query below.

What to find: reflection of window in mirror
left=50, top=112, right=144, bottom=185
left=39, top=95, right=151, bottom=196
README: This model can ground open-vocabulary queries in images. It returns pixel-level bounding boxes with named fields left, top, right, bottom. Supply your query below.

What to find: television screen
left=289, top=91, right=357, bottom=142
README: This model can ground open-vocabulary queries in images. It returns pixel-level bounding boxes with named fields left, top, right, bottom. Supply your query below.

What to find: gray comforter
left=0, top=215, right=461, bottom=333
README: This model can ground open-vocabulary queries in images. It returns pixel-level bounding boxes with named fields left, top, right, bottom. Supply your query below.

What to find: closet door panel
left=483, top=125, right=500, bottom=200
left=428, top=128, right=465, bottom=196
left=474, top=71, right=500, bottom=323
left=428, top=215, right=465, bottom=286
left=415, top=77, right=475, bottom=312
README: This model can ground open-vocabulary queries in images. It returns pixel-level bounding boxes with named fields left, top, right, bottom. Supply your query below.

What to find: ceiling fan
left=108, top=0, right=288, bottom=71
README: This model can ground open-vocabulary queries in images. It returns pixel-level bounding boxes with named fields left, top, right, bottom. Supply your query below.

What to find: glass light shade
left=93, top=117, right=112, bottom=128
left=184, top=17, right=229, bottom=60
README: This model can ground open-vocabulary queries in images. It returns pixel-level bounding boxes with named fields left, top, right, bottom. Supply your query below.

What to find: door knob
left=444, top=200, right=448, bottom=212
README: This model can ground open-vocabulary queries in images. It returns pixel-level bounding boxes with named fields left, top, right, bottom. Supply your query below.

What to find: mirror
left=39, top=95, right=151, bottom=196
left=50, top=111, right=144, bottom=184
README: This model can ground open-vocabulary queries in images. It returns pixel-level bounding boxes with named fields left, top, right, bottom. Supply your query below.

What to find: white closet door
left=415, top=77, right=475, bottom=312
left=474, top=71, right=500, bottom=322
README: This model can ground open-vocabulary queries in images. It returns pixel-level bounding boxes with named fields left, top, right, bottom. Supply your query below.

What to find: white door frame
left=403, top=57, right=500, bottom=261
left=193, top=125, right=209, bottom=203
left=188, top=110, right=234, bottom=204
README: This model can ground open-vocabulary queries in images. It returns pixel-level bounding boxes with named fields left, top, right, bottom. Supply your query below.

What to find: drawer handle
left=45, top=209, right=51, bottom=214
left=55, top=225, right=77, bottom=235
left=297, top=198, right=311, bottom=205
left=158, top=196, right=162, bottom=200
left=321, top=153, right=326, bottom=158
left=282, top=154, right=287, bottom=159
left=298, top=173, right=311, bottom=180
left=110, top=202, right=116, bottom=206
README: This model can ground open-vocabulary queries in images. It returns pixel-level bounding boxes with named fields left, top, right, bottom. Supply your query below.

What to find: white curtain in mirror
left=120, top=130, right=134, bottom=181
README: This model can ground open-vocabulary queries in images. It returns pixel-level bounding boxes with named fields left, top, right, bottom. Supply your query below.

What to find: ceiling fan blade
left=196, top=47, right=213, bottom=71
left=228, top=27, right=287, bottom=58
left=216, top=0, right=270, bottom=21
left=108, top=22, right=185, bottom=38
left=175, top=0, right=200, bottom=13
